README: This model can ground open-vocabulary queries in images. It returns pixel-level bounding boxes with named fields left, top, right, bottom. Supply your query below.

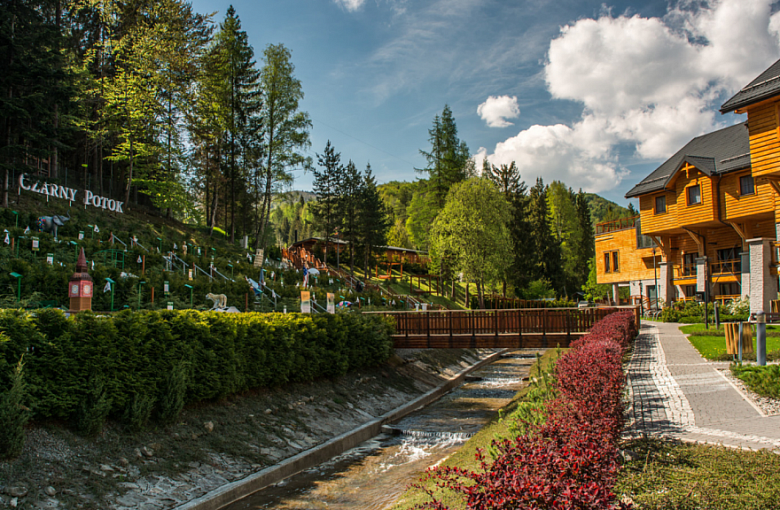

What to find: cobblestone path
left=627, top=321, right=780, bottom=451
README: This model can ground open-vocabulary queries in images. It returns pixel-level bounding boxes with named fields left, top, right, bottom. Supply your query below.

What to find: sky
left=189, top=0, right=780, bottom=206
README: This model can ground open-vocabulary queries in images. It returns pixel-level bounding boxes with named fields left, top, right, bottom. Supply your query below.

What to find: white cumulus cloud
left=477, top=95, right=521, bottom=128
left=334, top=0, right=365, bottom=12
left=477, top=0, right=780, bottom=193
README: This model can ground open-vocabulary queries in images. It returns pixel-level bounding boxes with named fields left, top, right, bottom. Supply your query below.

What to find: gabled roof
left=625, top=122, right=750, bottom=198
left=680, top=155, right=716, bottom=176
left=721, top=59, right=780, bottom=113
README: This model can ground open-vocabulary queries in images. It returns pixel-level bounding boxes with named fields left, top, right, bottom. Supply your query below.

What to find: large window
left=612, top=251, right=619, bottom=273
left=604, top=252, right=611, bottom=273
left=655, top=195, right=666, bottom=214
left=740, top=175, right=755, bottom=196
left=687, top=184, right=701, bottom=205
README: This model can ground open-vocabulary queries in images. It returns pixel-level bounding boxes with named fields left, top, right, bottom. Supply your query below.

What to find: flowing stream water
left=223, top=350, right=540, bottom=510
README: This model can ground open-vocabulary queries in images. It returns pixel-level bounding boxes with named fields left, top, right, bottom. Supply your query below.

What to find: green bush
left=123, top=392, right=155, bottom=433
left=0, top=309, right=393, bottom=432
left=76, top=374, right=112, bottom=436
left=158, top=361, right=187, bottom=425
left=731, top=364, right=780, bottom=399
left=0, top=356, right=29, bottom=458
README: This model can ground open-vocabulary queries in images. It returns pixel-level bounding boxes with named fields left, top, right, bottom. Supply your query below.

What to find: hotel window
left=604, top=251, right=619, bottom=273
left=740, top=175, right=755, bottom=196
left=687, top=184, right=701, bottom=205
left=655, top=195, right=666, bottom=214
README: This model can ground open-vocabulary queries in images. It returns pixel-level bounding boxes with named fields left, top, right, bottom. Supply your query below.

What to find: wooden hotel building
left=596, top=59, right=780, bottom=314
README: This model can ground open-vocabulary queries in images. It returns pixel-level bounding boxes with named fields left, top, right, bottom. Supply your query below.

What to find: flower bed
left=413, top=311, right=637, bottom=510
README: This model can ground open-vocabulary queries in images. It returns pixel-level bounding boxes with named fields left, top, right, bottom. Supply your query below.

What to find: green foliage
left=731, top=364, right=780, bottom=399
left=123, top=393, right=155, bottom=433
left=0, top=309, right=393, bottom=432
left=582, top=193, right=633, bottom=224
left=430, top=178, right=513, bottom=309
left=158, top=361, right=188, bottom=425
left=0, top=355, right=29, bottom=459
left=77, top=374, right=112, bottom=436
left=581, top=257, right=611, bottom=301
left=523, top=279, right=556, bottom=300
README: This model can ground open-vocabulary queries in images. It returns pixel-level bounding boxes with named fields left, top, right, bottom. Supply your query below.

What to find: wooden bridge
left=367, top=307, right=639, bottom=349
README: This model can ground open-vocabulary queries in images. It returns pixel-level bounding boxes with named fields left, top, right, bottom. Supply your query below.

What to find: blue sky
left=190, top=0, right=780, bottom=206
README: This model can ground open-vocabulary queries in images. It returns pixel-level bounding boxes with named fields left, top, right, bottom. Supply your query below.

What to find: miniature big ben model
left=69, top=248, right=93, bottom=311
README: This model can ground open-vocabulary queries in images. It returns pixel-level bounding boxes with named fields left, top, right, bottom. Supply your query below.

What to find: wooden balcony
left=595, top=216, right=639, bottom=235
left=711, top=259, right=741, bottom=276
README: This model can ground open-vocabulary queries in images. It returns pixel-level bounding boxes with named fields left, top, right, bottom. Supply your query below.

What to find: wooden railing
left=711, top=259, right=741, bottom=275
left=674, top=264, right=696, bottom=279
left=595, top=216, right=639, bottom=235
left=368, top=307, right=635, bottom=345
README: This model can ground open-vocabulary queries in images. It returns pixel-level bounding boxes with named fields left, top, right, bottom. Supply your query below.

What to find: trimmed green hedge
left=0, top=309, right=393, bottom=429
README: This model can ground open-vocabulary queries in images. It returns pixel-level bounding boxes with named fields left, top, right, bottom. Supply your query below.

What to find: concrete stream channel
left=182, top=349, right=541, bottom=510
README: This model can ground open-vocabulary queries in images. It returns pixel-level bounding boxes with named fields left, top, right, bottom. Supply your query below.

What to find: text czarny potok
left=19, top=174, right=124, bottom=213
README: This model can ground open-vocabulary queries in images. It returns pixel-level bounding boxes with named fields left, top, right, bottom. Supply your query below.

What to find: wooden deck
left=367, top=307, right=638, bottom=349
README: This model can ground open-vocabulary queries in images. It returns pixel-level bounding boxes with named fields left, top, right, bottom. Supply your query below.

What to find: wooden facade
left=598, top=59, right=780, bottom=311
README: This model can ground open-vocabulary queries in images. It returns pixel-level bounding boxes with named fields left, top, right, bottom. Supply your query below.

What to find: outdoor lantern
left=69, top=248, right=93, bottom=311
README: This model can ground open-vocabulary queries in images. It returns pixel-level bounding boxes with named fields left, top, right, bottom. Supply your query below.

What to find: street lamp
left=10, top=272, right=22, bottom=302
left=227, top=263, right=233, bottom=279
left=157, top=237, right=162, bottom=253
left=105, top=277, right=115, bottom=311
left=70, top=240, right=78, bottom=262
left=87, top=225, right=94, bottom=240
left=11, top=210, right=18, bottom=228
left=184, top=284, right=193, bottom=308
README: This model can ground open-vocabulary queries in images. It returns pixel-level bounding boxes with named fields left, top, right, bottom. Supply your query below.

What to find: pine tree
left=1, top=0, right=71, bottom=207
left=209, top=6, right=260, bottom=242
left=572, top=190, right=595, bottom=290
left=359, top=164, right=389, bottom=277
left=337, top=160, right=363, bottom=272
left=484, top=160, right=526, bottom=296
left=527, top=178, right=564, bottom=296
left=311, top=141, right=342, bottom=266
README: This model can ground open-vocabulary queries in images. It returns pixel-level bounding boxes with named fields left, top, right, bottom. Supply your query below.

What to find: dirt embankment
left=0, top=348, right=497, bottom=510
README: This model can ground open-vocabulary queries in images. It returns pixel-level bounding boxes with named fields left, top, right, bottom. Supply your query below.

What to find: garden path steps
left=627, top=321, right=780, bottom=451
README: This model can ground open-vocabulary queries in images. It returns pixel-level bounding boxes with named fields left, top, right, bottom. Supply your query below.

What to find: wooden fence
left=367, top=307, right=638, bottom=349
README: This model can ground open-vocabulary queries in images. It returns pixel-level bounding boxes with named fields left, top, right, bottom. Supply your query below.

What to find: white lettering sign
left=19, top=174, right=123, bottom=213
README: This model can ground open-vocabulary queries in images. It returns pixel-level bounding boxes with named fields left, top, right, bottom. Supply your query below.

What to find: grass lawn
left=616, top=438, right=780, bottom=509
left=679, top=324, right=780, bottom=361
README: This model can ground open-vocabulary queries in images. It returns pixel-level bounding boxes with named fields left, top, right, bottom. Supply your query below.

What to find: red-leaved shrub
left=414, top=311, right=637, bottom=510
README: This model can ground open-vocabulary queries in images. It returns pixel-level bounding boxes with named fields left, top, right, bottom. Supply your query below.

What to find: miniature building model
left=69, top=247, right=93, bottom=311
left=596, top=59, right=780, bottom=314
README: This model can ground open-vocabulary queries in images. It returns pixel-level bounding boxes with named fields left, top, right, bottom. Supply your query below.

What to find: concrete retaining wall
left=174, top=349, right=507, bottom=510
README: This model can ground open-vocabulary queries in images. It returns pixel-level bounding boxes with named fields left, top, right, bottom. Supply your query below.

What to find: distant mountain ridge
left=582, top=193, right=634, bottom=225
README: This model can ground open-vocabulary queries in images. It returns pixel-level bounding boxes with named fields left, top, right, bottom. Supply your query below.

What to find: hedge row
left=416, top=311, right=637, bottom=509
left=0, top=309, right=393, bottom=431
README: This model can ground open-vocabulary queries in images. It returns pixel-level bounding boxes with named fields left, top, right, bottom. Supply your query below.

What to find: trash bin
left=724, top=322, right=754, bottom=355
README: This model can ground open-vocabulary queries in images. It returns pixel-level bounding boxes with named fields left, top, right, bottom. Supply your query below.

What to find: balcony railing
left=711, top=259, right=741, bottom=275
left=595, top=216, right=639, bottom=235
left=674, top=264, right=696, bottom=279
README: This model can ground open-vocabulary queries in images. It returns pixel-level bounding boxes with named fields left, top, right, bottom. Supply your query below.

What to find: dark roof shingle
left=625, top=122, right=749, bottom=198
left=721, top=59, right=780, bottom=113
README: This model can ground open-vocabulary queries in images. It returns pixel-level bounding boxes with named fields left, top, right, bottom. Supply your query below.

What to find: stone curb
left=174, top=348, right=509, bottom=510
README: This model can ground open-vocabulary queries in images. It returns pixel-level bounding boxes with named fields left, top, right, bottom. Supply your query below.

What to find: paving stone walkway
left=627, top=321, right=780, bottom=451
